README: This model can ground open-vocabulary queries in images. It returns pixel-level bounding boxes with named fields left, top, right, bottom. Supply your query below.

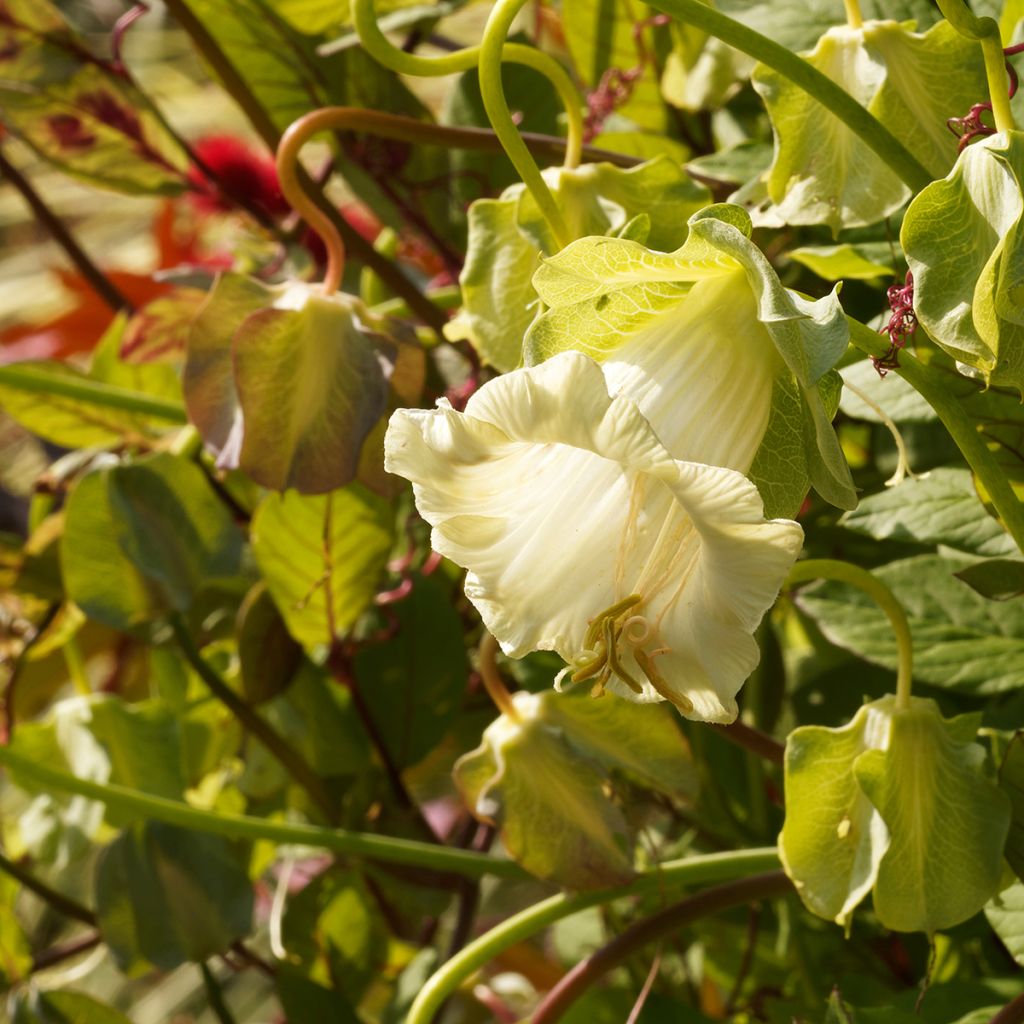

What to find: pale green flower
left=384, top=351, right=802, bottom=723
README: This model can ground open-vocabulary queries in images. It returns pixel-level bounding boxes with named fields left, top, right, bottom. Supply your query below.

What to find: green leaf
left=354, top=575, right=469, bottom=769
left=797, top=554, right=1024, bottom=694
left=186, top=281, right=392, bottom=493
left=841, top=467, right=1016, bottom=558
left=789, top=243, right=894, bottom=282
left=62, top=469, right=167, bottom=632
left=903, top=131, right=1024, bottom=395
left=986, top=879, right=1024, bottom=965
left=783, top=695, right=1009, bottom=933
left=105, top=454, right=246, bottom=612
left=0, top=875, right=32, bottom=985
left=752, top=21, right=987, bottom=233
left=94, top=821, right=253, bottom=970
left=446, top=158, right=708, bottom=372
left=251, top=485, right=393, bottom=654
left=562, top=0, right=665, bottom=131
left=0, top=360, right=181, bottom=449
left=956, top=560, right=1024, bottom=601
left=839, top=359, right=936, bottom=424
left=276, top=966, right=362, bottom=1024
left=542, top=688, right=698, bottom=801
left=822, top=991, right=920, bottom=1024
left=281, top=870, right=388, bottom=1001
left=237, top=583, right=303, bottom=705
left=780, top=699, right=891, bottom=929
left=998, top=732, right=1024, bottom=883
left=0, top=4, right=189, bottom=194
left=10, top=990, right=134, bottom=1024
left=854, top=701, right=1009, bottom=932
left=455, top=692, right=636, bottom=889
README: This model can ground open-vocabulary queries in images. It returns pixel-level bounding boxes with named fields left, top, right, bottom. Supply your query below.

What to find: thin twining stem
left=644, top=0, right=933, bottom=193
left=0, top=849, right=97, bottom=925
left=787, top=559, right=913, bottom=709
left=406, top=847, right=781, bottom=1024
left=532, top=872, right=794, bottom=1023
left=479, top=0, right=573, bottom=248
left=353, top=0, right=584, bottom=171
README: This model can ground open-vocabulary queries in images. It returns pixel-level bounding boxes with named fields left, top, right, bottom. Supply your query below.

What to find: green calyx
left=780, top=694, right=1010, bottom=934
left=444, top=157, right=709, bottom=373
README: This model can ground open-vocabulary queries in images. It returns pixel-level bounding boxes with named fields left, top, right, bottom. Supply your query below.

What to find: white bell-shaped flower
left=385, top=351, right=802, bottom=723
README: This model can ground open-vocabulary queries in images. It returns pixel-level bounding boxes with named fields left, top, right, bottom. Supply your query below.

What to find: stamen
left=635, top=648, right=694, bottom=714
left=583, top=593, right=643, bottom=650
left=604, top=618, right=645, bottom=694
left=571, top=646, right=608, bottom=683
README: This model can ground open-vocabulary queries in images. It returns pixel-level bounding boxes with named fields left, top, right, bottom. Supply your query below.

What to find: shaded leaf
left=986, top=880, right=1024, bottom=965
left=281, top=870, right=388, bottom=1001
left=354, top=575, right=468, bottom=769
left=797, top=554, right=1024, bottom=694
left=841, top=468, right=1015, bottom=558
left=10, top=990, right=134, bottom=1024
left=237, top=583, right=303, bottom=705
left=956, top=560, right=1024, bottom=601
left=105, top=453, right=246, bottom=612
left=999, top=732, right=1024, bottom=883
left=94, top=821, right=253, bottom=971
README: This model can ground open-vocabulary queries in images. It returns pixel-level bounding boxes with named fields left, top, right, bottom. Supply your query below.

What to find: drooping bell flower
left=384, top=349, right=803, bottom=722
left=903, top=130, right=1024, bottom=396
left=525, top=204, right=855, bottom=513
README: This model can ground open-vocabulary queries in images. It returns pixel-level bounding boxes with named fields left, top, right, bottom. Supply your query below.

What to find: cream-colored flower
left=384, top=351, right=802, bottom=723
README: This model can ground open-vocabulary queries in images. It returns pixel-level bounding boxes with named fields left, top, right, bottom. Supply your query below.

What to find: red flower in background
left=187, top=134, right=287, bottom=219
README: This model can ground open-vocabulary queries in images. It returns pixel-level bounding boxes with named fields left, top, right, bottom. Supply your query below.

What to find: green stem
left=934, top=1, right=1015, bottom=131
left=0, top=146, right=132, bottom=315
left=0, top=742, right=529, bottom=880
left=478, top=633, right=520, bottom=721
left=983, top=35, right=1016, bottom=133
left=169, top=615, right=339, bottom=824
left=847, top=317, right=1024, bottom=555
left=353, top=0, right=583, bottom=170
left=531, top=872, right=793, bottom=1024
left=62, top=637, right=91, bottom=697
left=201, top=963, right=239, bottom=1024
left=787, top=559, right=913, bottom=709
left=645, top=0, right=933, bottom=193
left=406, top=847, right=781, bottom=1024
left=0, top=849, right=96, bottom=925
left=479, top=0, right=571, bottom=248
left=0, top=364, right=186, bottom=423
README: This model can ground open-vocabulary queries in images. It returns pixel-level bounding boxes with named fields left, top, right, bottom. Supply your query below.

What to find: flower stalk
left=787, top=559, right=914, bottom=709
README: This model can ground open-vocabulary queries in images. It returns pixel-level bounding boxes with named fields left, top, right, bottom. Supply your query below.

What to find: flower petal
left=603, top=271, right=784, bottom=471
